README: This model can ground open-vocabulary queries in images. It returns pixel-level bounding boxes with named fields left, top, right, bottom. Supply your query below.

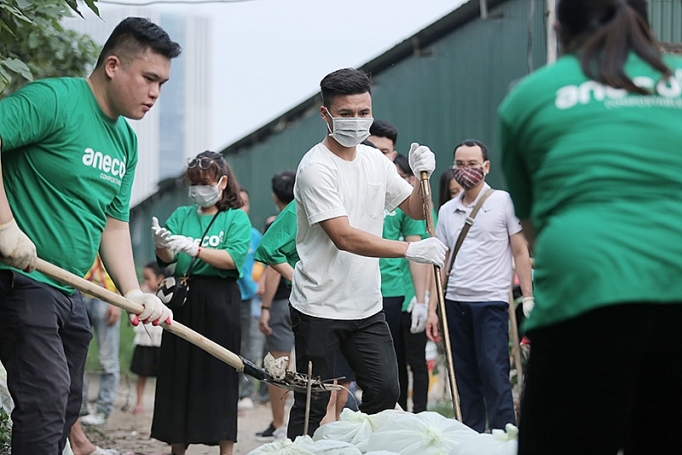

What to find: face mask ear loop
left=324, top=107, right=334, bottom=135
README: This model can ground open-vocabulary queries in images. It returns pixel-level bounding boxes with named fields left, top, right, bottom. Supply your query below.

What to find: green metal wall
left=130, top=0, right=682, bottom=267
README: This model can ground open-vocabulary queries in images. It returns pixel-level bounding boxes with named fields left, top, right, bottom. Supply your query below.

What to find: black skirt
left=131, top=345, right=160, bottom=377
left=151, top=276, right=241, bottom=445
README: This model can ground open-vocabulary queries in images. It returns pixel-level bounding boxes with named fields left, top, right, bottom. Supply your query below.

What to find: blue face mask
left=189, top=177, right=224, bottom=207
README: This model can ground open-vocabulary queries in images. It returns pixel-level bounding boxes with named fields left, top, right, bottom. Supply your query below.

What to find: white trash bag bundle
left=363, top=411, right=478, bottom=455
left=363, top=452, right=401, bottom=455
left=313, top=408, right=405, bottom=451
left=248, top=436, right=362, bottom=455
left=458, top=423, right=518, bottom=455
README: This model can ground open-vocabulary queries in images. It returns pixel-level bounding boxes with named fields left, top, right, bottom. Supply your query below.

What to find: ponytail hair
left=557, top=0, right=671, bottom=94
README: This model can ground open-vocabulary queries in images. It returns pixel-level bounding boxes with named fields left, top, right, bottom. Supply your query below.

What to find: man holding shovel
left=288, top=67, right=448, bottom=438
left=0, top=18, right=179, bottom=455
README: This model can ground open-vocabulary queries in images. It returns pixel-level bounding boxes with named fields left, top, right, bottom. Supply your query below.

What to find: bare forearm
left=196, top=247, right=235, bottom=270
left=260, top=266, right=281, bottom=307
left=398, top=184, right=426, bottom=220
left=511, top=232, right=533, bottom=297
left=271, top=262, right=294, bottom=282
left=0, top=141, right=16, bottom=225
left=99, top=218, right=140, bottom=295
left=155, top=246, right=174, bottom=263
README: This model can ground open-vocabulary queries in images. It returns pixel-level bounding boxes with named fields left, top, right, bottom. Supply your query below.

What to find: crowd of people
left=0, top=0, right=681, bottom=454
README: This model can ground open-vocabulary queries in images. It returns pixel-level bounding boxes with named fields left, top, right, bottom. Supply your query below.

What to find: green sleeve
left=0, top=80, right=61, bottom=150
left=224, top=209, right=252, bottom=276
left=254, top=204, right=298, bottom=268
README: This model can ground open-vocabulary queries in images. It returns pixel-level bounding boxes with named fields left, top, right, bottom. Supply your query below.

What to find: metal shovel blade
left=241, top=357, right=342, bottom=394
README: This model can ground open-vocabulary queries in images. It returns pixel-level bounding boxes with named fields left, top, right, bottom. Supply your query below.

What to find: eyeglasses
left=453, top=161, right=485, bottom=169
left=187, top=157, right=217, bottom=170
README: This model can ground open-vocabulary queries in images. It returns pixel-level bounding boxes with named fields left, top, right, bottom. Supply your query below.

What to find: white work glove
left=410, top=300, right=428, bottom=334
left=408, top=142, right=436, bottom=179
left=151, top=217, right=173, bottom=249
left=522, top=296, right=535, bottom=318
left=125, top=289, right=173, bottom=326
left=0, top=219, right=37, bottom=272
left=404, top=237, right=447, bottom=268
left=167, top=235, right=199, bottom=257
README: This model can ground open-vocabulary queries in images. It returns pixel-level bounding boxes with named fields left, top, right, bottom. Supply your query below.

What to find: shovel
left=36, top=258, right=339, bottom=394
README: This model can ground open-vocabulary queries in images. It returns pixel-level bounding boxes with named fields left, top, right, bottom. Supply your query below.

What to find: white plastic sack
left=363, top=452, right=401, bottom=455
left=458, top=424, right=518, bottom=455
left=295, top=436, right=362, bottom=455
left=0, top=363, right=13, bottom=415
left=247, top=438, right=315, bottom=455
left=364, top=411, right=478, bottom=455
left=313, top=408, right=404, bottom=451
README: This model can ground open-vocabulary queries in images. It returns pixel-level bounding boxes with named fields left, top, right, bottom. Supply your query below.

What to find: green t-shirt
left=0, top=77, right=137, bottom=292
left=499, top=53, right=682, bottom=331
left=254, top=200, right=299, bottom=285
left=163, top=205, right=252, bottom=279
left=380, top=208, right=427, bottom=300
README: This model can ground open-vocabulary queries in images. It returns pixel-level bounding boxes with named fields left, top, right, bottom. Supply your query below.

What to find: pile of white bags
left=248, top=409, right=518, bottom=455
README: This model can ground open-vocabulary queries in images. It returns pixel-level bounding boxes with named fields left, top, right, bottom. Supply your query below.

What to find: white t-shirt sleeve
left=436, top=204, right=451, bottom=248
left=383, top=157, right=414, bottom=212
left=504, top=192, right=523, bottom=236
left=297, top=161, right=347, bottom=225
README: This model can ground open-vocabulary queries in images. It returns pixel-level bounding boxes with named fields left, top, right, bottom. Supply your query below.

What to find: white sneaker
left=80, top=412, right=107, bottom=426
left=273, top=425, right=287, bottom=440
left=238, top=397, right=255, bottom=410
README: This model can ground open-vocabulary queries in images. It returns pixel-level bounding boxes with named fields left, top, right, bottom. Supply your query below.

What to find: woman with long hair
left=150, top=151, right=251, bottom=455
left=500, top=1, right=682, bottom=453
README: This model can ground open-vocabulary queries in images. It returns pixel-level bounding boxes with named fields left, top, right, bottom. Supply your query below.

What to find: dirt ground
left=82, top=373, right=277, bottom=455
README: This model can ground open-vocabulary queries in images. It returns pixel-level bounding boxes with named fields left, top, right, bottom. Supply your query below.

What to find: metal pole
left=546, top=0, right=558, bottom=64
left=304, top=361, right=313, bottom=436
left=419, top=171, right=463, bottom=422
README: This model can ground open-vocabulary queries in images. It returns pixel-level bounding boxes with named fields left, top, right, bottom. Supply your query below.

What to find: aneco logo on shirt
left=82, top=148, right=126, bottom=186
left=555, top=69, right=682, bottom=110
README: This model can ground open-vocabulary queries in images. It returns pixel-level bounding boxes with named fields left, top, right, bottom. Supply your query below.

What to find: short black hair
left=453, top=139, right=489, bottom=162
left=271, top=170, right=296, bottom=204
left=96, top=17, right=181, bottom=68
left=320, top=68, right=372, bottom=108
left=369, top=120, right=398, bottom=145
left=394, top=154, right=412, bottom=177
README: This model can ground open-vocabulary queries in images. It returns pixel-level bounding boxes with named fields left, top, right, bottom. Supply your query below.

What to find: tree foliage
left=0, top=0, right=100, bottom=95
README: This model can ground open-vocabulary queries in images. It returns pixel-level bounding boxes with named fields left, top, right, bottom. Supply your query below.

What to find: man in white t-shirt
left=428, top=139, right=533, bottom=433
left=288, top=68, right=447, bottom=437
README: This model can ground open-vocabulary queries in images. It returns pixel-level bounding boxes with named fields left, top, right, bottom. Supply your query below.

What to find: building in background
left=64, top=7, right=212, bottom=206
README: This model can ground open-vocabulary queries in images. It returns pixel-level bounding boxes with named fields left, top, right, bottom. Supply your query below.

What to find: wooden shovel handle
left=36, top=258, right=245, bottom=372
left=419, top=171, right=463, bottom=422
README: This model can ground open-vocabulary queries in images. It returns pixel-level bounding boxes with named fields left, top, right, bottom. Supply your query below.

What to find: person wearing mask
left=288, top=67, right=447, bottom=437
left=427, top=139, right=533, bottom=433
left=150, top=151, right=251, bottom=455
left=0, top=17, right=178, bottom=454
left=499, top=0, right=682, bottom=452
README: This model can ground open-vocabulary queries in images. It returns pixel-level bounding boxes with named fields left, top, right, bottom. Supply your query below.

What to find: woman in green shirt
left=150, top=151, right=252, bottom=455
left=500, top=1, right=682, bottom=453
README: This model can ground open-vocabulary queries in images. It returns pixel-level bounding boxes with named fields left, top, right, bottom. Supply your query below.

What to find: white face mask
left=189, top=177, right=224, bottom=207
left=324, top=107, right=373, bottom=148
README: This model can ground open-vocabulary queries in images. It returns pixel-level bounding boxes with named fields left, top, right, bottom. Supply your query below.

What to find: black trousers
left=383, top=296, right=429, bottom=413
left=519, top=303, right=682, bottom=455
left=0, top=270, right=91, bottom=455
left=287, top=305, right=399, bottom=438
